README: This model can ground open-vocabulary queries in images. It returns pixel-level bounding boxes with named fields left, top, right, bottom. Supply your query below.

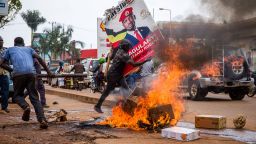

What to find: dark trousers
left=95, top=75, right=129, bottom=108
left=13, top=74, right=45, bottom=121
left=24, top=78, right=46, bottom=106
left=36, top=79, right=46, bottom=105
left=95, top=72, right=104, bottom=88
left=24, top=78, right=46, bottom=105
left=0, top=75, right=9, bottom=110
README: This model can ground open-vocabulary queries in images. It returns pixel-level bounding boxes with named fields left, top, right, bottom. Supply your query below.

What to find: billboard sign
left=97, top=18, right=111, bottom=58
left=0, top=0, right=8, bottom=16
left=102, top=0, right=163, bottom=75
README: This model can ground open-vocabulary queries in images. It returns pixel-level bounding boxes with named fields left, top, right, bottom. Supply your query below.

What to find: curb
left=45, top=88, right=114, bottom=106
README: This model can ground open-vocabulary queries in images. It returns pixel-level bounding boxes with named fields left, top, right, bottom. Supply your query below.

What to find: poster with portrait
left=97, top=18, right=111, bottom=58
left=101, top=0, right=163, bottom=75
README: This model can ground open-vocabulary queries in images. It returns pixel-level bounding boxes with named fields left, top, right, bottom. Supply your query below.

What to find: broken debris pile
left=233, top=115, right=246, bottom=129
left=138, top=104, right=174, bottom=132
left=48, top=109, right=68, bottom=122
left=99, top=98, right=176, bottom=132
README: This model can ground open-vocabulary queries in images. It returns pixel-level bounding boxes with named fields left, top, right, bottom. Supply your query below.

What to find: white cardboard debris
left=161, top=127, right=200, bottom=141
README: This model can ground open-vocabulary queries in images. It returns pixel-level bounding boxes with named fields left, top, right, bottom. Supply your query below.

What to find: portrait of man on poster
left=105, top=7, right=152, bottom=47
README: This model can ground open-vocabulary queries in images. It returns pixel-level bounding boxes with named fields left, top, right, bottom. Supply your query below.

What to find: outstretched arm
left=127, top=58, right=151, bottom=67
left=0, top=63, right=13, bottom=72
left=32, top=53, right=52, bottom=75
left=0, top=59, right=13, bottom=72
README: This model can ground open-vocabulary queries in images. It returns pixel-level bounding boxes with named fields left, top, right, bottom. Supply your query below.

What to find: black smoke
left=200, top=0, right=256, bottom=22
left=184, top=14, right=206, bottom=23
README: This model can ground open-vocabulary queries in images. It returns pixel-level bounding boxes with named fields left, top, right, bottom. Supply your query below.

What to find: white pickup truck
left=186, top=46, right=254, bottom=101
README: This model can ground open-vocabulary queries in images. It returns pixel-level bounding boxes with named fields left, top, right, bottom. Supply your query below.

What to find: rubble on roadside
left=52, top=101, right=59, bottom=105
left=47, top=109, right=67, bottom=122
left=233, top=115, right=246, bottom=129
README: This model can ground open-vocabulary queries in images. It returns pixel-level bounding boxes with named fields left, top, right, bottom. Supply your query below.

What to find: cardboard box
left=195, top=115, right=226, bottom=129
left=161, top=127, right=200, bottom=141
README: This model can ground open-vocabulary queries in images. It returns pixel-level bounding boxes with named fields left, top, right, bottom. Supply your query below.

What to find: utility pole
left=159, top=8, right=171, bottom=46
left=72, top=40, right=76, bottom=64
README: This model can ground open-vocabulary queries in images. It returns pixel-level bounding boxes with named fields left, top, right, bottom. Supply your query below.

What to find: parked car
left=186, top=46, right=254, bottom=101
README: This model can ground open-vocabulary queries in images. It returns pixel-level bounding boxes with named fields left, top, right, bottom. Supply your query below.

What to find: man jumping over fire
left=94, top=40, right=150, bottom=113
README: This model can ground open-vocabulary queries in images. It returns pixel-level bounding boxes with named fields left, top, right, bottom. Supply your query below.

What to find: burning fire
left=201, top=62, right=221, bottom=77
left=99, top=45, right=186, bottom=130
left=226, top=56, right=245, bottom=70
left=201, top=55, right=245, bottom=78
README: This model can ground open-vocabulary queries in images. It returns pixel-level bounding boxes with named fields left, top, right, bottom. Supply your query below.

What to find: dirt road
left=0, top=93, right=255, bottom=144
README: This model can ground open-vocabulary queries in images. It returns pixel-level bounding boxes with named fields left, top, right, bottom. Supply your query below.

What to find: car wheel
left=188, top=80, right=208, bottom=101
left=247, top=86, right=255, bottom=97
left=229, top=88, right=246, bottom=100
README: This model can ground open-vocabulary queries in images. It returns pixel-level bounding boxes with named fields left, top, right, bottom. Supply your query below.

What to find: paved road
left=181, top=93, right=256, bottom=131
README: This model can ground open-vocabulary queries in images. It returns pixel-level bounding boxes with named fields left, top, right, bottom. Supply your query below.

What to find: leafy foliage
left=0, top=0, right=22, bottom=28
left=21, top=10, right=46, bottom=32
left=40, top=24, right=84, bottom=60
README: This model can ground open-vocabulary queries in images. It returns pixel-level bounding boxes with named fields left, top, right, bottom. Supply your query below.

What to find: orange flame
left=201, top=55, right=245, bottom=77
left=99, top=44, right=186, bottom=130
left=201, top=62, right=221, bottom=77
left=225, top=56, right=245, bottom=69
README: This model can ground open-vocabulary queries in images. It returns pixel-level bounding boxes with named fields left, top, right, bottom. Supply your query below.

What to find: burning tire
left=228, top=88, right=246, bottom=100
left=188, top=80, right=208, bottom=101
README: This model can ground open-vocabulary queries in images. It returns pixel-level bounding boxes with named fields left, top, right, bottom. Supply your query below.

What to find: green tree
left=43, top=24, right=63, bottom=60
left=66, top=40, right=84, bottom=62
left=0, top=0, right=22, bottom=28
left=59, top=26, right=74, bottom=59
left=41, top=24, right=81, bottom=61
left=21, top=10, right=46, bottom=45
left=38, top=34, right=49, bottom=61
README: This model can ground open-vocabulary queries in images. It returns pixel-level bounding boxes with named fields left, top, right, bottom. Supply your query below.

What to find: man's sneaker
left=39, top=119, right=48, bottom=129
left=22, top=107, right=30, bottom=121
left=94, top=106, right=103, bottom=113
left=43, top=105, right=50, bottom=108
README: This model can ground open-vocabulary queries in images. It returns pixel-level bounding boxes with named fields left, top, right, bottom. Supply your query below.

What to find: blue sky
left=0, top=0, right=205, bottom=47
